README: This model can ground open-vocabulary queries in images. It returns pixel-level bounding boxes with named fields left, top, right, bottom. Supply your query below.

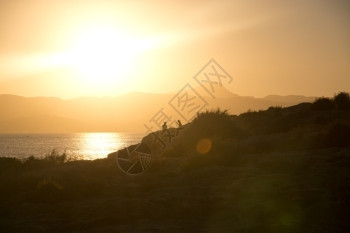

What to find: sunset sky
left=0, top=0, right=349, bottom=98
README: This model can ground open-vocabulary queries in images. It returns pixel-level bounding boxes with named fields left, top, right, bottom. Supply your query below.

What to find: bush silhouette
left=334, top=92, right=350, bottom=110
left=190, top=109, right=246, bottom=139
left=163, top=109, right=245, bottom=158
left=267, top=106, right=283, bottom=116
left=183, top=109, right=246, bottom=147
left=312, top=97, right=335, bottom=111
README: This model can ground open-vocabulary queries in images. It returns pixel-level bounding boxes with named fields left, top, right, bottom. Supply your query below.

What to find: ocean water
left=0, top=133, right=145, bottom=160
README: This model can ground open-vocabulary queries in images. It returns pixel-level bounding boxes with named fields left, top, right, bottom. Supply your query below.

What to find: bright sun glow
left=68, top=25, right=142, bottom=91
left=1, top=22, right=177, bottom=97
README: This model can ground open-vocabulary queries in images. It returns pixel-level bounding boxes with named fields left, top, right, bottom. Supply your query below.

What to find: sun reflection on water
left=0, top=132, right=145, bottom=160
left=80, top=133, right=122, bottom=160
left=79, top=132, right=145, bottom=160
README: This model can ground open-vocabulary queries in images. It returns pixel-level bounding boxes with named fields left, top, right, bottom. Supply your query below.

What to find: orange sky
left=0, top=0, right=349, bottom=98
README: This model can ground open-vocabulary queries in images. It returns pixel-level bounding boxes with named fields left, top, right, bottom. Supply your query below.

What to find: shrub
left=44, top=149, right=67, bottom=163
left=167, top=109, right=248, bottom=158
left=312, top=97, right=335, bottom=111
left=194, top=108, right=229, bottom=119
left=44, top=149, right=80, bottom=163
left=189, top=109, right=230, bottom=136
left=334, top=92, right=350, bottom=110
left=240, top=109, right=258, bottom=118
left=267, top=106, right=283, bottom=116
left=187, top=109, right=246, bottom=140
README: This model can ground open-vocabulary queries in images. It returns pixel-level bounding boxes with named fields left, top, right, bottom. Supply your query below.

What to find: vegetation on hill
left=0, top=92, right=349, bottom=233
left=162, top=92, right=350, bottom=164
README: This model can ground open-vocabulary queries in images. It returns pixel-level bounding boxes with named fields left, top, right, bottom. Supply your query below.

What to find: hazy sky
left=0, top=0, right=349, bottom=98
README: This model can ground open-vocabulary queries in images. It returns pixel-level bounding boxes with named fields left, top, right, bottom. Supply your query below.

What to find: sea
left=0, top=132, right=145, bottom=160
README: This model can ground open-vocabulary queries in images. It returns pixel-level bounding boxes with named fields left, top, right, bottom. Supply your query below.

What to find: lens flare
left=196, top=138, right=212, bottom=154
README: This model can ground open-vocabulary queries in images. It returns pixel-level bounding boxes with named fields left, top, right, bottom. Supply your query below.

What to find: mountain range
left=0, top=87, right=315, bottom=133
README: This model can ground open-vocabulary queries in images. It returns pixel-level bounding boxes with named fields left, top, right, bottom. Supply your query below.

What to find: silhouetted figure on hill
left=177, top=120, right=183, bottom=128
left=176, top=120, right=183, bottom=136
left=162, top=122, right=167, bottom=133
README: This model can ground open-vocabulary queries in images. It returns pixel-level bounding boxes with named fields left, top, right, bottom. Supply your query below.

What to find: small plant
left=44, top=149, right=79, bottom=163
left=193, top=108, right=230, bottom=122
left=44, top=149, right=67, bottom=163
left=176, top=108, right=246, bottom=156
left=267, top=106, right=283, bottom=116
left=334, top=92, right=350, bottom=110
left=190, top=108, right=232, bottom=137
left=240, top=109, right=258, bottom=118
left=312, top=97, right=335, bottom=111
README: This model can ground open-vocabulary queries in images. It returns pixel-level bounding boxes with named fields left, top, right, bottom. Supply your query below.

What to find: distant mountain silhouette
left=263, top=94, right=315, bottom=103
left=0, top=91, right=315, bottom=133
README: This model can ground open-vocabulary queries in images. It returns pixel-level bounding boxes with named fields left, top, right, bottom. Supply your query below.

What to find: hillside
left=0, top=93, right=349, bottom=233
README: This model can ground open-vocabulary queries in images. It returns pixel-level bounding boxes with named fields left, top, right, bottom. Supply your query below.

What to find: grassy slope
left=1, top=93, right=350, bottom=233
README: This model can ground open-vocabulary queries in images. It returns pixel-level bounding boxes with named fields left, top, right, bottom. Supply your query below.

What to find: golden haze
left=0, top=0, right=349, bottom=98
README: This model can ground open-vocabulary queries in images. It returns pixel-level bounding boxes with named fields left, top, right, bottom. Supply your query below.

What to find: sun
left=68, top=25, right=137, bottom=91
